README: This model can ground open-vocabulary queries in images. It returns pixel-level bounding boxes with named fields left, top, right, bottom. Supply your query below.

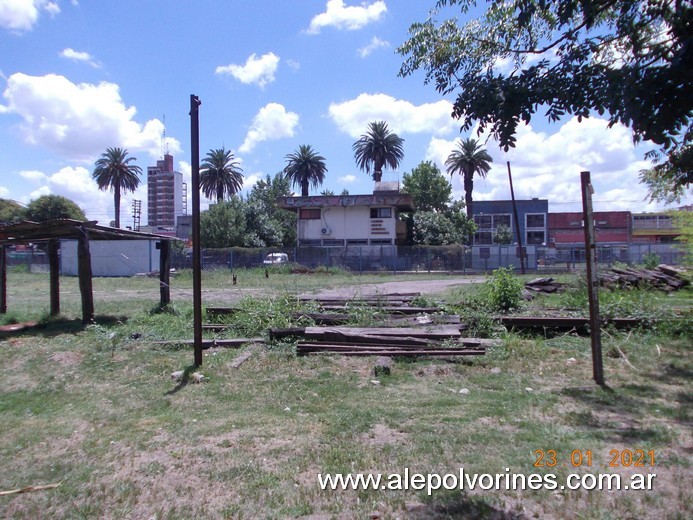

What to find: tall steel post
left=581, top=171, right=605, bottom=386
left=507, top=161, right=525, bottom=274
left=190, top=95, right=203, bottom=367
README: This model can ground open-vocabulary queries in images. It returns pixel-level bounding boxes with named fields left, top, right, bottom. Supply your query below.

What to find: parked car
left=263, top=253, right=289, bottom=265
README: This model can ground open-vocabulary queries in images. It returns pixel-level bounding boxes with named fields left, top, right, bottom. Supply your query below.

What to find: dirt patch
left=301, top=277, right=486, bottom=300
left=360, top=423, right=408, bottom=447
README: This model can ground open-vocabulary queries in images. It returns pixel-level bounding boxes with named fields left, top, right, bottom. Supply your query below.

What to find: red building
left=548, top=211, right=631, bottom=245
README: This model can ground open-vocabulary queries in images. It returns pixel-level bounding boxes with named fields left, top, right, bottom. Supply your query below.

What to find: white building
left=277, top=183, right=414, bottom=253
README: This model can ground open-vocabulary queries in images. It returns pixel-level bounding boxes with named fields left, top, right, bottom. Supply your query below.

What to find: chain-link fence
left=5, top=242, right=686, bottom=274
left=169, top=243, right=687, bottom=273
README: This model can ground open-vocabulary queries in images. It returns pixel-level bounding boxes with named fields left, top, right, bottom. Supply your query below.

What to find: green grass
left=0, top=269, right=690, bottom=519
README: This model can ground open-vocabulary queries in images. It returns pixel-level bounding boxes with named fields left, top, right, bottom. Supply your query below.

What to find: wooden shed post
left=0, top=245, right=6, bottom=314
left=48, top=239, right=60, bottom=316
left=77, top=231, right=95, bottom=324
left=159, top=240, right=171, bottom=307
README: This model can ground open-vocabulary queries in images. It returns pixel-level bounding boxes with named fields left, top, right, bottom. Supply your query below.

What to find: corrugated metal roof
left=0, top=219, right=178, bottom=244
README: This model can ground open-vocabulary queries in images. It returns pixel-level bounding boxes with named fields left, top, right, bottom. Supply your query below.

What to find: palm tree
left=352, top=121, right=405, bottom=182
left=445, top=138, right=493, bottom=221
left=283, top=145, right=327, bottom=197
left=92, top=147, right=142, bottom=228
left=200, top=148, right=244, bottom=203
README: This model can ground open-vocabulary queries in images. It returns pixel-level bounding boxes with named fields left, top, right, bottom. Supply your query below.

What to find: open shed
left=0, top=219, right=176, bottom=324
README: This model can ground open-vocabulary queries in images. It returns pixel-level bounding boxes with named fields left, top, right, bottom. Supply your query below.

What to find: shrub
left=486, top=267, right=524, bottom=312
left=643, top=252, right=660, bottom=270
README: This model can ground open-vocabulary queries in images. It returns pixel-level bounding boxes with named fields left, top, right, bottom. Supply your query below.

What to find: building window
left=322, top=239, right=345, bottom=246
left=473, top=214, right=512, bottom=244
left=526, top=213, right=546, bottom=228
left=299, top=208, right=321, bottom=219
left=526, top=231, right=546, bottom=245
left=474, top=215, right=492, bottom=229
left=346, top=239, right=368, bottom=245
left=299, top=239, right=321, bottom=246
left=370, top=207, right=392, bottom=218
left=493, top=214, right=511, bottom=228
left=370, top=238, right=392, bottom=245
left=474, top=232, right=493, bottom=245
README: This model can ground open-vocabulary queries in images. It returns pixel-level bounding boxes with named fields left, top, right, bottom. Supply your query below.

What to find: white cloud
left=239, top=103, right=299, bottom=154
left=328, top=93, right=456, bottom=138
left=0, top=0, right=59, bottom=32
left=308, top=0, right=386, bottom=34
left=286, top=59, right=300, bottom=71
left=0, top=186, right=9, bottom=197
left=59, top=47, right=101, bottom=68
left=358, top=36, right=389, bottom=58
left=215, top=52, right=279, bottom=88
left=19, top=169, right=46, bottom=182
left=424, top=116, right=666, bottom=212
left=0, top=73, right=180, bottom=162
left=339, top=174, right=357, bottom=183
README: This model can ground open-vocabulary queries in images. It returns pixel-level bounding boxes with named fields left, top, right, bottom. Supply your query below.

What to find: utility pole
left=507, top=161, right=525, bottom=274
left=132, top=200, right=141, bottom=232
left=581, top=171, right=605, bottom=386
left=190, top=95, right=203, bottom=367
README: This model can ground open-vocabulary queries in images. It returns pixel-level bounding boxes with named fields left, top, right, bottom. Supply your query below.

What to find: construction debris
left=289, top=325, right=497, bottom=357
left=524, top=277, right=565, bottom=294
left=599, top=265, right=688, bottom=291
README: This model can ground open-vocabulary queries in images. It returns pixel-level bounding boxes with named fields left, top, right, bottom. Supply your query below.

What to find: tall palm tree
left=200, top=148, right=244, bottom=203
left=92, top=147, right=142, bottom=228
left=445, top=138, right=493, bottom=221
left=283, top=144, right=327, bottom=197
left=352, top=121, right=405, bottom=182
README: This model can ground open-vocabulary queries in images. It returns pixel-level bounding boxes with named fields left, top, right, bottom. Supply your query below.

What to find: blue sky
left=0, top=0, right=688, bottom=227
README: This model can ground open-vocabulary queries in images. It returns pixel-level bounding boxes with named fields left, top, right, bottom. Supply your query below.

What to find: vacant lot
left=0, top=268, right=691, bottom=519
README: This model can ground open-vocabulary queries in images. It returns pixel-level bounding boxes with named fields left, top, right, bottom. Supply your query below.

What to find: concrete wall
left=60, top=239, right=160, bottom=277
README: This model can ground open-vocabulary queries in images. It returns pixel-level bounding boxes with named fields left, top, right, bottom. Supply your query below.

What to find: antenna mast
left=161, top=114, right=169, bottom=157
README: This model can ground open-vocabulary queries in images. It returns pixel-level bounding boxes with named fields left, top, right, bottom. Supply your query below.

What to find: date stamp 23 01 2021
left=533, top=449, right=656, bottom=469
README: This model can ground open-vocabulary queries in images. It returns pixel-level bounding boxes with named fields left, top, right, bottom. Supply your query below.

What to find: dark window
left=370, top=207, right=392, bottom=218
left=494, top=215, right=511, bottom=228
left=526, top=231, right=546, bottom=245
left=370, top=238, right=392, bottom=245
left=322, top=239, right=344, bottom=246
left=475, top=232, right=493, bottom=245
left=299, top=208, right=321, bottom=219
left=346, top=239, right=368, bottom=245
left=526, top=214, right=545, bottom=228
left=474, top=215, right=492, bottom=229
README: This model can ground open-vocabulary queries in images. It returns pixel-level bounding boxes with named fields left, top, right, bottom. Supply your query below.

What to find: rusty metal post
left=190, top=95, right=203, bottom=367
left=581, top=171, right=605, bottom=386
left=507, top=161, right=525, bottom=274
left=0, top=245, right=6, bottom=314
left=159, top=240, right=171, bottom=307
left=48, top=238, right=60, bottom=316
left=77, top=230, right=95, bottom=325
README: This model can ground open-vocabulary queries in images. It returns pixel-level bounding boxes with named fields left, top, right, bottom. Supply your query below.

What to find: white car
left=263, top=253, right=289, bottom=265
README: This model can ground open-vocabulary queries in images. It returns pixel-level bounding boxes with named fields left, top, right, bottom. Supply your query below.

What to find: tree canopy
left=398, top=0, right=692, bottom=200
left=92, top=147, right=142, bottom=228
left=283, top=145, right=327, bottom=197
left=200, top=148, right=244, bottom=203
left=402, top=161, right=452, bottom=212
left=353, top=121, right=405, bottom=182
left=25, top=195, right=86, bottom=222
left=0, top=198, right=25, bottom=224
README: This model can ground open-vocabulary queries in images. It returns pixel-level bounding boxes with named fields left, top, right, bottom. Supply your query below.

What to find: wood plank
left=151, top=338, right=264, bottom=348
left=299, top=349, right=485, bottom=357
left=229, top=350, right=254, bottom=369
left=304, top=325, right=461, bottom=340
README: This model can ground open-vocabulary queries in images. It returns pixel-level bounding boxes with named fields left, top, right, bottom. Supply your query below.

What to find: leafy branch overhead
left=398, top=0, right=692, bottom=199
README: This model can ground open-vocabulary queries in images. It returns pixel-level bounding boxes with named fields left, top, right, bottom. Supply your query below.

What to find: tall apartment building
left=147, top=154, right=186, bottom=228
